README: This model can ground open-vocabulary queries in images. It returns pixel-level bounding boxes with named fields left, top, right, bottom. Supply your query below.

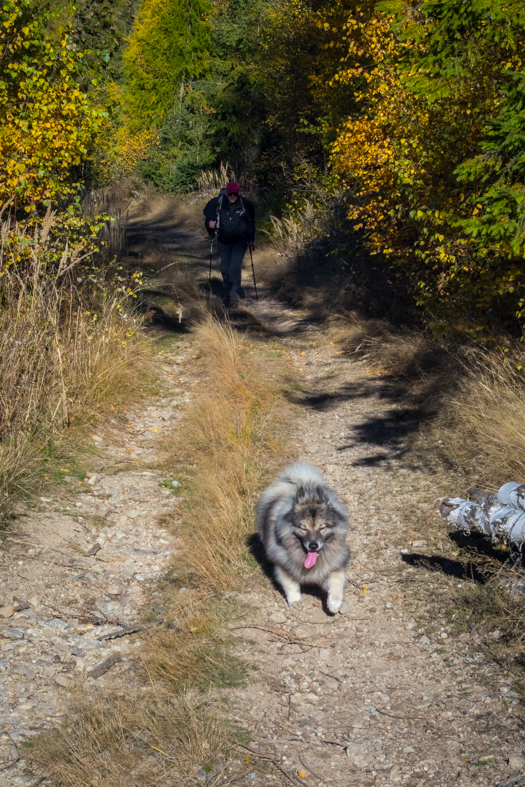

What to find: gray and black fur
left=256, top=462, right=350, bottom=612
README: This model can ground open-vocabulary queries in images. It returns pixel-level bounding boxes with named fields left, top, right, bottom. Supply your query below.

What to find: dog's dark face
left=290, top=485, right=341, bottom=553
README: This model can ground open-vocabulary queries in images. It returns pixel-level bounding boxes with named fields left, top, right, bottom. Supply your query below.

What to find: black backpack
left=215, top=188, right=246, bottom=233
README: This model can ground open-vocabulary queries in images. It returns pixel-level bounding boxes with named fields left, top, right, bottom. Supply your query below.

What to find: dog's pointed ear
left=316, top=485, right=329, bottom=503
left=295, top=485, right=306, bottom=500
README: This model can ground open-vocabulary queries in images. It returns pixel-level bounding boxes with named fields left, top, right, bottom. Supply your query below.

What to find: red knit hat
left=226, top=181, right=240, bottom=194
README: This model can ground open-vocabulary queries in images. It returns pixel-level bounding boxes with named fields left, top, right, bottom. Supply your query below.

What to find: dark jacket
left=203, top=194, right=255, bottom=244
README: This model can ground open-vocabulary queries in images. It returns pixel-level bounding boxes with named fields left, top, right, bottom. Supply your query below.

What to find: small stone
left=55, top=675, right=74, bottom=690
left=87, top=474, right=101, bottom=485
left=346, top=742, right=365, bottom=757
left=196, top=769, right=208, bottom=782
left=339, top=599, right=352, bottom=615
left=171, top=480, right=181, bottom=488
left=319, top=649, right=330, bottom=660
left=303, top=693, right=319, bottom=703
left=508, top=754, right=525, bottom=770
left=403, top=746, right=415, bottom=754
left=389, top=765, right=402, bottom=782
left=0, top=605, right=14, bottom=618
left=269, top=611, right=287, bottom=624
left=17, top=665, right=36, bottom=680
left=63, top=476, right=81, bottom=484
left=127, top=510, right=139, bottom=519
left=107, top=584, right=126, bottom=597
left=91, top=436, right=102, bottom=443
left=27, top=594, right=41, bottom=609
left=5, top=629, right=24, bottom=639
left=179, top=587, right=188, bottom=594
left=419, top=635, right=431, bottom=646
left=13, top=596, right=30, bottom=611
left=40, top=497, right=53, bottom=502
left=18, top=701, right=35, bottom=711
left=49, top=618, right=68, bottom=630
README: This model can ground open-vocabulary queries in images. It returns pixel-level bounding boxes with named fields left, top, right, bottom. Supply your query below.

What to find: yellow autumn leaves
left=0, top=0, right=105, bottom=210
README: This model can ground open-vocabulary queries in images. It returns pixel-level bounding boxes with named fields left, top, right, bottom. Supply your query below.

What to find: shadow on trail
left=286, top=370, right=450, bottom=466
left=401, top=531, right=511, bottom=583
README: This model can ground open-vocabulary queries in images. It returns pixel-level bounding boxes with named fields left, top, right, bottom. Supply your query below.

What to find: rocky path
left=229, top=317, right=525, bottom=787
left=0, top=337, right=195, bottom=785
left=2, top=197, right=524, bottom=787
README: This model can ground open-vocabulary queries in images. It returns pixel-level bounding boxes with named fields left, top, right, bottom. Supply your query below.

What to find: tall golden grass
left=0, top=212, right=146, bottom=522
left=435, top=350, right=525, bottom=487
left=163, top=315, right=289, bottom=591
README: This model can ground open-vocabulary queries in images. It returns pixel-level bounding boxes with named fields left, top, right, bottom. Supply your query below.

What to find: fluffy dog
left=256, top=462, right=350, bottom=612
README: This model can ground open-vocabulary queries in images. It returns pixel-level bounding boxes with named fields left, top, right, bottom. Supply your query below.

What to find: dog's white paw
left=327, top=595, right=343, bottom=614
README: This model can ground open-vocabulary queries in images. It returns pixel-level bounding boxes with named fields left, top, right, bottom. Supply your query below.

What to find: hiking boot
left=228, top=300, right=239, bottom=311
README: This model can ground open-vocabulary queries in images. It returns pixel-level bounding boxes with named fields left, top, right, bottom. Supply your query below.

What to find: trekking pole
left=249, top=246, right=258, bottom=302
left=208, top=236, right=214, bottom=301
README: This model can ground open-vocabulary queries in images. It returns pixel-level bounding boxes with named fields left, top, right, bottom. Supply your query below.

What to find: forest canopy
left=2, top=0, right=525, bottom=333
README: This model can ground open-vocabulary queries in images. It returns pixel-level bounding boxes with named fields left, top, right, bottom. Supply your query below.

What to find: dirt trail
left=1, top=199, right=523, bottom=787
left=0, top=334, right=197, bottom=786
left=148, top=203, right=523, bottom=787
left=229, top=320, right=523, bottom=787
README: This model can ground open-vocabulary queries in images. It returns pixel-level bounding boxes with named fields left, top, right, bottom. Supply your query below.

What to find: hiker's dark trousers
left=218, top=240, right=247, bottom=303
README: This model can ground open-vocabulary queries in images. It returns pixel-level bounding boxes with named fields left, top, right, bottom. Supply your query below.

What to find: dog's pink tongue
left=304, top=551, right=318, bottom=569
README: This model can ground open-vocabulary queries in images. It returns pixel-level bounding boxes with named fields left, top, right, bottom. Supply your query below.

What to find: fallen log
left=440, top=482, right=525, bottom=550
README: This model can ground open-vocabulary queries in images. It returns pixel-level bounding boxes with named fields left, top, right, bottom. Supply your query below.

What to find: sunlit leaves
left=0, top=0, right=104, bottom=208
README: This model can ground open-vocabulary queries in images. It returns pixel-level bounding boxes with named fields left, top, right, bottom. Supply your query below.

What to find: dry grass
left=434, top=349, right=525, bottom=488
left=27, top=315, right=289, bottom=786
left=328, top=315, right=449, bottom=377
left=0, top=213, right=147, bottom=522
left=143, top=592, right=252, bottom=690
left=26, top=690, right=238, bottom=787
left=329, top=314, right=525, bottom=487
left=162, top=315, right=289, bottom=591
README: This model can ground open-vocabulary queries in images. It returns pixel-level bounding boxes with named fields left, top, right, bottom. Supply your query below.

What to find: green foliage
left=121, top=0, right=212, bottom=131
left=0, top=0, right=105, bottom=209
left=332, top=0, right=525, bottom=333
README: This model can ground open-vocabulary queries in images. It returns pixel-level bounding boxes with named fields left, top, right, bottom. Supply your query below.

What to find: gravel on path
left=0, top=339, right=194, bottom=786
left=225, top=295, right=525, bottom=787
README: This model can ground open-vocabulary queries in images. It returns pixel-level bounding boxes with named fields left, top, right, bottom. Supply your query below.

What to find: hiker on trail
left=203, top=181, right=255, bottom=308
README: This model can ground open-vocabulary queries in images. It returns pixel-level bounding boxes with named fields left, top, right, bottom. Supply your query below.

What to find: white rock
left=54, top=675, right=74, bottom=690
left=346, top=742, right=365, bottom=757
left=389, top=765, right=402, bottom=782
left=27, top=594, right=40, bottom=609
left=0, top=605, right=14, bottom=618
left=508, top=754, right=525, bottom=770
